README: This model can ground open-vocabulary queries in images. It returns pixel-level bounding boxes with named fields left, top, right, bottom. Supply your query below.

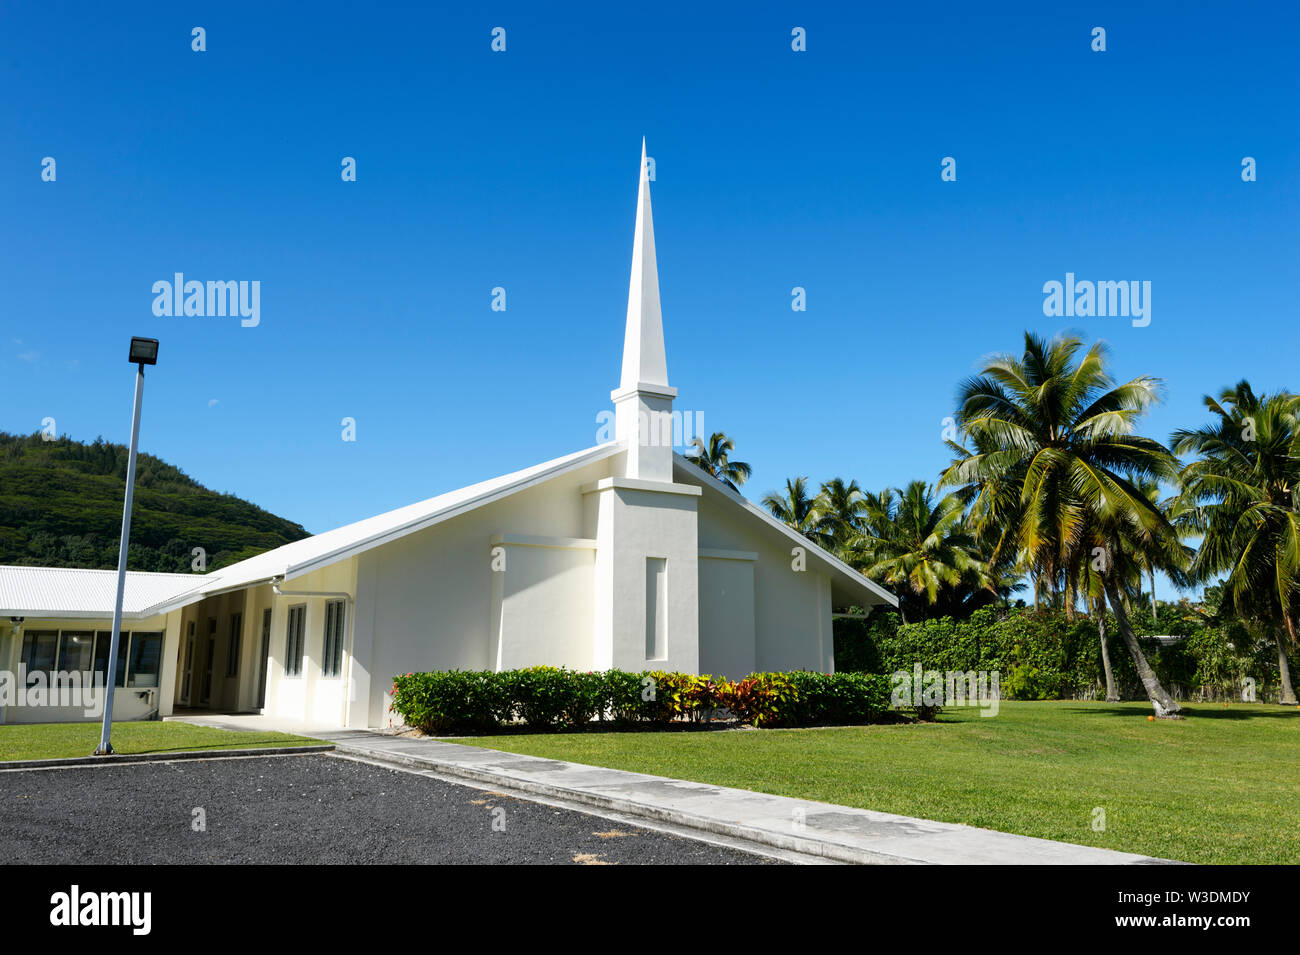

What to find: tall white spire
left=612, top=138, right=676, bottom=482
left=618, top=138, right=672, bottom=393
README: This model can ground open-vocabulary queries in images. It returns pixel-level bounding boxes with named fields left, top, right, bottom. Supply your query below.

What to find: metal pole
left=95, top=364, right=145, bottom=755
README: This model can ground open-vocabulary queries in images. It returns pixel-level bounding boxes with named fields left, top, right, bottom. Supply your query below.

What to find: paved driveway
left=0, top=753, right=775, bottom=865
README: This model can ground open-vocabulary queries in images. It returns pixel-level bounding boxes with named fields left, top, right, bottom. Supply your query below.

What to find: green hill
left=0, top=431, right=311, bottom=573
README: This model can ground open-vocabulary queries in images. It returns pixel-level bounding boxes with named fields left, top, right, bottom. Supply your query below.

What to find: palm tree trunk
left=1279, top=609, right=1298, bottom=705
left=1097, top=594, right=1119, bottom=702
left=1148, top=568, right=1157, bottom=623
left=1104, top=571, right=1181, bottom=718
left=1276, top=642, right=1297, bottom=705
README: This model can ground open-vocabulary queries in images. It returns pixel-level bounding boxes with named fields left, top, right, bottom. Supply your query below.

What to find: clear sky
left=2, top=2, right=1296, bottom=599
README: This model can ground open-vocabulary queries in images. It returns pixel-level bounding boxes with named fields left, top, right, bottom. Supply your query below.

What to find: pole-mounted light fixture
left=95, top=338, right=159, bottom=755
left=128, top=337, right=159, bottom=367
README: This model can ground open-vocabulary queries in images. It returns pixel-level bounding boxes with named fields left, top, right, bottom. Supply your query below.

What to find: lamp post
left=95, top=337, right=159, bottom=756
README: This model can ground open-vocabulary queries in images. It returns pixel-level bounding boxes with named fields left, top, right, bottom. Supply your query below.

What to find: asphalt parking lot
left=0, top=753, right=776, bottom=864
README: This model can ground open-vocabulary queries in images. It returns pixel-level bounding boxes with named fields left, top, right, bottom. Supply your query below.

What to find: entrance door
left=199, top=619, right=216, bottom=705
left=179, top=623, right=196, bottom=705
left=256, top=608, right=272, bottom=710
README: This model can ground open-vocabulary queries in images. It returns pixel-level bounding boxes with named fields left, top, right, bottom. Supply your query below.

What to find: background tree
left=1170, top=382, right=1300, bottom=704
left=848, top=480, right=989, bottom=622
left=0, top=431, right=309, bottom=572
left=684, top=432, right=752, bottom=491
left=761, top=477, right=830, bottom=542
left=940, top=332, right=1186, bottom=717
left=813, top=477, right=869, bottom=554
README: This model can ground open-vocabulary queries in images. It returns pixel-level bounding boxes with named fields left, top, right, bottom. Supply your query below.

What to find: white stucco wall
left=490, top=535, right=596, bottom=671
left=353, top=453, right=620, bottom=728
left=686, top=470, right=835, bottom=674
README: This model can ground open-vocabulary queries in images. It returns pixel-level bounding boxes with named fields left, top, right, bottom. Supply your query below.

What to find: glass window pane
left=226, top=614, right=242, bottom=678
left=21, top=631, right=58, bottom=683
left=95, top=632, right=129, bottom=687
left=334, top=601, right=346, bottom=676
left=116, top=634, right=129, bottom=687
left=322, top=605, right=332, bottom=677
left=128, top=633, right=162, bottom=687
left=322, top=601, right=345, bottom=677
left=57, top=631, right=95, bottom=673
left=285, top=606, right=305, bottom=677
left=93, top=632, right=110, bottom=682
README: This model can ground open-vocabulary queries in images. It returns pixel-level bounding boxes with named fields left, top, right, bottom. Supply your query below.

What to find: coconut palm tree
left=1169, top=382, right=1300, bottom=704
left=940, top=331, right=1186, bottom=717
left=814, top=477, right=869, bottom=555
left=848, top=480, right=988, bottom=622
left=684, top=432, right=752, bottom=491
left=761, top=477, right=829, bottom=542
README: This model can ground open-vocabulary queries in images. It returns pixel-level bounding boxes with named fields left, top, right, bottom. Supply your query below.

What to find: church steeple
left=612, top=139, right=677, bottom=481
left=618, top=139, right=672, bottom=393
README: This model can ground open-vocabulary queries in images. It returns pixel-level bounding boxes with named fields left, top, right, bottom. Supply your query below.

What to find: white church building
left=0, top=144, right=895, bottom=729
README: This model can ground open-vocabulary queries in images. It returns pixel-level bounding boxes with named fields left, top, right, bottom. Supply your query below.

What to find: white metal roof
left=0, top=565, right=205, bottom=620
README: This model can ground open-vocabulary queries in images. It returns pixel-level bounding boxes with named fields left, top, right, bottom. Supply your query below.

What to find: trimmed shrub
left=606, top=669, right=649, bottom=724
left=389, top=669, right=505, bottom=735
left=783, top=671, right=892, bottom=726
left=504, top=666, right=607, bottom=729
left=389, top=667, right=908, bottom=733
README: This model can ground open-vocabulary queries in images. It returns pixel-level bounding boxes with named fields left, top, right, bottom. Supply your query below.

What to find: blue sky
left=2, top=1, right=1297, bottom=598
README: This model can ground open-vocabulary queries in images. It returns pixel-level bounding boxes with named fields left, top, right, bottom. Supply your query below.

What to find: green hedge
left=389, top=666, right=902, bottom=734
left=834, top=605, right=1283, bottom=702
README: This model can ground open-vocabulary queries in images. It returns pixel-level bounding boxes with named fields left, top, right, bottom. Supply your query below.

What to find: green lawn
left=0, top=721, right=319, bottom=762
left=449, top=701, right=1300, bottom=865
